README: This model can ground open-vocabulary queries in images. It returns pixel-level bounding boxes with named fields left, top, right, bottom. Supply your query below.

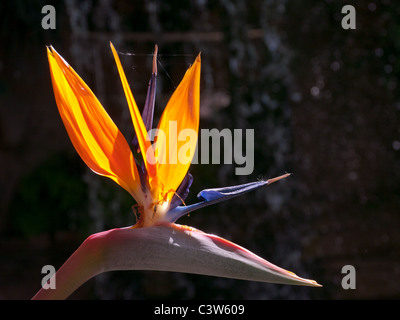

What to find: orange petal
left=47, top=46, right=143, bottom=202
left=109, top=43, right=157, bottom=182
left=154, top=54, right=201, bottom=201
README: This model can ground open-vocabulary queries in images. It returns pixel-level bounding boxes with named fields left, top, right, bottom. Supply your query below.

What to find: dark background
left=1, top=0, right=399, bottom=299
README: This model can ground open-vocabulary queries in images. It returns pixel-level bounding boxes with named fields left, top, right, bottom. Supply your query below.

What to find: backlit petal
left=154, top=54, right=201, bottom=201
left=47, top=47, right=143, bottom=202
left=109, top=43, right=157, bottom=183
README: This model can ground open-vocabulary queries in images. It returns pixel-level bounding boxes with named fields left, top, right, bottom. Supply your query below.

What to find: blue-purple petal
left=166, top=180, right=269, bottom=223
left=169, top=172, right=193, bottom=210
left=132, top=72, right=156, bottom=151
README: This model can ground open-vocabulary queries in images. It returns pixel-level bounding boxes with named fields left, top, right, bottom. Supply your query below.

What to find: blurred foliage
left=9, top=154, right=88, bottom=237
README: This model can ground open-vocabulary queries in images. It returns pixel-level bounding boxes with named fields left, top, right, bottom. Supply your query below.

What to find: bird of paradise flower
left=32, top=43, right=320, bottom=299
